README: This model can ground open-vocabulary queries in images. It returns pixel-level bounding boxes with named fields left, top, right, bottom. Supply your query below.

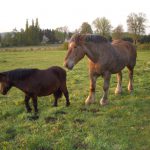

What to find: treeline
left=0, top=19, right=71, bottom=47
left=1, top=12, right=150, bottom=48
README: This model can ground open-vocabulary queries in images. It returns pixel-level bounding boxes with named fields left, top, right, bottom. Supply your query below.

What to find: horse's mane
left=85, top=34, right=108, bottom=43
left=3, top=68, right=38, bottom=80
left=70, top=34, right=108, bottom=44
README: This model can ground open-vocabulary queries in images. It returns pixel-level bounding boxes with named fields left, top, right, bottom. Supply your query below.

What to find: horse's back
left=112, top=40, right=137, bottom=67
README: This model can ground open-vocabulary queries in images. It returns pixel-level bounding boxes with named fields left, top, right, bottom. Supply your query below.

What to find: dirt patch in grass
left=27, top=115, right=39, bottom=121
left=54, top=110, right=67, bottom=115
left=45, top=116, right=57, bottom=123
left=74, top=118, right=85, bottom=124
left=80, top=107, right=100, bottom=113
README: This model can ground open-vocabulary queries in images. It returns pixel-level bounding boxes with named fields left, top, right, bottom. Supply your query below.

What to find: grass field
left=0, top=50, right=150, bottom=150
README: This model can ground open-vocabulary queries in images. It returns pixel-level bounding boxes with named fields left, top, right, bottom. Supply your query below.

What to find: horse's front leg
left=85, top=74, right=97, bottom=105
left=100, top=72, right=111, bottom=106
left=24, top=95, right=32, bottom=113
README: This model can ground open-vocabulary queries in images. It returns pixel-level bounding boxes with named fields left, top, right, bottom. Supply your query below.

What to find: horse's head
left=64, top=34, right=85, bottom=70
left=0, top=73, right=12, bottom=95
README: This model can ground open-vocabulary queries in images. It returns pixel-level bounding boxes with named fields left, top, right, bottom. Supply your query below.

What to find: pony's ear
left=0, top=73, right=6, bottom=82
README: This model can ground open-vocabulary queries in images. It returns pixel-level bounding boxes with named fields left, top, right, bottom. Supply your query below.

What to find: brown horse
left=64, top=34, right=136, bottom=105
left=0, top=66, right=70, bottom=113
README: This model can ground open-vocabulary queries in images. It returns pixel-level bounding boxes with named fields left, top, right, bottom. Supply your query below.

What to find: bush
left=63, top=42, right=68, bottom=50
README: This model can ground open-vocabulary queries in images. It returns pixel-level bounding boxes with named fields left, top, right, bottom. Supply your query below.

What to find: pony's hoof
left=66, top=102, right=70, bottom=107
left=53, top=103, right=58, bottom=107
left=27, top=109, right=32, bottom=113
left=100, top=99, right=109, bottom=106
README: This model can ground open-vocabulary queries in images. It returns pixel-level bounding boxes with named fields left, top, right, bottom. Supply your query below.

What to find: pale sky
left=0, top=0, right=150, bottom=33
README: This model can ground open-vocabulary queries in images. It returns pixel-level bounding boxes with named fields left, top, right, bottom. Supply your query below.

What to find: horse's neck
left=83, top=42, right=116, bottom=64
left=83, top=43, right=104, bottom=63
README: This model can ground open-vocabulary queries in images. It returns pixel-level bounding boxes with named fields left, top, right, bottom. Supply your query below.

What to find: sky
left=0, top=0, right=150, bottom=33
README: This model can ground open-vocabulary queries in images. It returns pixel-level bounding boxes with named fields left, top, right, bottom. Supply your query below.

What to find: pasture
left=0, top=49, right=150, bottom=149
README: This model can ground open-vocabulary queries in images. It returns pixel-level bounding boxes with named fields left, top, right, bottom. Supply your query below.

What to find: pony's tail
left=54, top=88, right=62, bottom=99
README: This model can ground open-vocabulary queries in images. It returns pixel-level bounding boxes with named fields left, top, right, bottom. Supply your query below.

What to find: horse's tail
left=54, top=88, right=62, bottom=99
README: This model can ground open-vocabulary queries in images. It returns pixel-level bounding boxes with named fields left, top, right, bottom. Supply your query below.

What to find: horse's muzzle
left=64, top=62, right=73, bottom=70
left=64, top=61, right=74, bottom=70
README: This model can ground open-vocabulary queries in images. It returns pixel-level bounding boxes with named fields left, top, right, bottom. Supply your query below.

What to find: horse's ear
left=0, top=73, right=6, bottom=81
left=76, top=35, right=85, bottom=45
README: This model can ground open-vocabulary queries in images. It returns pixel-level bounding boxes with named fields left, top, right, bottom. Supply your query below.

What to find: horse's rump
left=112, top=40, right=137, bottom=67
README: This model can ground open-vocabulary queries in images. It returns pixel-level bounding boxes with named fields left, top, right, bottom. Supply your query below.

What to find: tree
left=0, top=34, right=1, bottom=44
left=55, top=26, right=69, bottom=43
left=24, top=18, right=40, bottom=45
left=80, top=22, right=93, bottom=34
left=93, top=17, right=112, bottom=38
left=112, top=25, right=124, bottom=40
left=127, top=12, right=146, bottom=44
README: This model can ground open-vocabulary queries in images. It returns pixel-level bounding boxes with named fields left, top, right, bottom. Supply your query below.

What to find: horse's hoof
left=100, top=99, right=109, bottom=106
left=115, top=90, right=122, bottom=95
left=128, top=89, right=133, bottom=94
left=115, top=88, right=122, bottom=95
left=85, top=96, right=95, bottom=105
left=85, top=100, right=95, bottom=105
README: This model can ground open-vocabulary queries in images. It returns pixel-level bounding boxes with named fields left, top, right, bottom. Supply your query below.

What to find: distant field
left=0, top=50, right=150, bottom=149
left=0, top=44, right=64, bottom=52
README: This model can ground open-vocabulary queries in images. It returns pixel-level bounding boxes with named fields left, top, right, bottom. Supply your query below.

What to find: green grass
left=0, top=50, right=150, bottom=150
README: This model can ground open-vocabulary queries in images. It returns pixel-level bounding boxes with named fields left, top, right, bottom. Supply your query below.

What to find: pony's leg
left=85, top=74, right=97, bottom=105
left=60, top=83, right=70, bottom=106
left=24, top=95, right=32, bottom=113
left=115, top=72, right=123, bottom=94
left=100, top=72, right=111, bottom=106
left=53, top=95, right=58, bottom=107
left=127, top=67, right=134, bottom=92
left=32, top=96, right=38, bottom=113
left=64, top=90, right=70, bottom=106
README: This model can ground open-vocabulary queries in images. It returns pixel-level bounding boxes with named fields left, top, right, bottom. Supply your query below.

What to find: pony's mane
left=3, top=68, right=38, bottom=80
left=70, top=34, right=108, bottom=44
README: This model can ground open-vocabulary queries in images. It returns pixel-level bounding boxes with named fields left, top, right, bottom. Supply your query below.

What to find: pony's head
left=64, top=34, right=86, bottom=70
left=0, top=73, right=12, bottom=95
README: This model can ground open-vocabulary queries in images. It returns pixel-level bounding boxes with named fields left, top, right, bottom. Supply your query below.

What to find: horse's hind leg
left=24, top=95, right=32, bottom=113
left=100, top=71, right=111, bottom=106
left=127, top=66, right=134, bottom=92
left=115, top=71, right=123, bottom=94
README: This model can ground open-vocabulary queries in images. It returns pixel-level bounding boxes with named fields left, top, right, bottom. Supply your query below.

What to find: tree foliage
left=93, top=17, right=112, bottom=38
left=127, top=12, right=146, bottom=44
left=0, top=19, right=69, bottom=47
left=80, top=22, right=93, bottom=34
left=112, top=25, right=124, bottom=40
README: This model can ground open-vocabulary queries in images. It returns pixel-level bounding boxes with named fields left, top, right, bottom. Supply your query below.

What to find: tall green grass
left=0, top=50, right=150, bottom=150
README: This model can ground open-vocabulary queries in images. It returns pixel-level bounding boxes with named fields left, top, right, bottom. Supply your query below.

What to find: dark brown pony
left=0, top=66, right=70, bottom=113
left=64, top=34, right=136, bottom=106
